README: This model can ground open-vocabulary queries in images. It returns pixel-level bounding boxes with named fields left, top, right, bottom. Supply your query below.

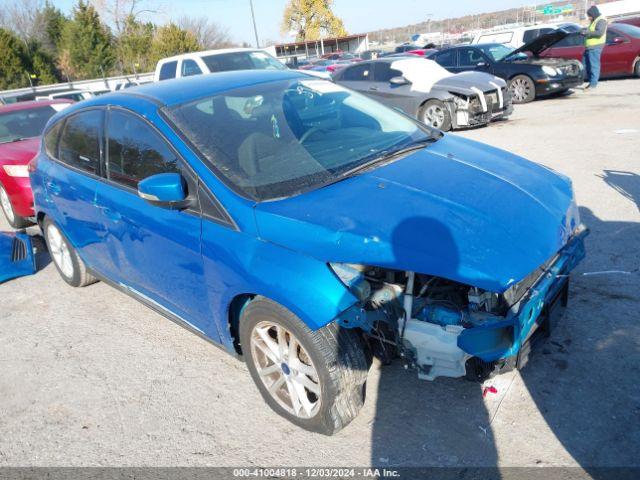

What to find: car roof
left=0, top=99, right=73, bottom=113
left=157, top=48, right=262, bottom=64
left=92, top=70, right=309, bottom=108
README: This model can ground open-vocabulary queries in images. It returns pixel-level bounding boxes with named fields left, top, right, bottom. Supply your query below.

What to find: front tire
left=419, top=99, right=452, bottom=131
left=42, top=217, right=97, bottom=287
left=240, top=297, right=369, bottom=435
left=634, top=58, right=640, bottom=78
left=508, top=75, right=536, bottom=103
left=0, top=185, right=31, bottom=229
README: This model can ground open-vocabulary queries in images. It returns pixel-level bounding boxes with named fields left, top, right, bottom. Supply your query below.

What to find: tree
left=116, top=15, right=154, bottom=73
left=58, top=1, right=114, bottom=79
left=177, top=16, right=233, bottom=49
left=281, top=0, right=347, bottom=42
left=35, top=2, right=68, bottom=54
left=91, top=0, right=156, bottom=35
left=0, top=28, right=28, bottom=89
left=150, top=23, right=199, bottom=64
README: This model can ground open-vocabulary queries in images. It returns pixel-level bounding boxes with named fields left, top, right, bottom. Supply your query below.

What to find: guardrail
left=0, top=72, right=155, bottom=103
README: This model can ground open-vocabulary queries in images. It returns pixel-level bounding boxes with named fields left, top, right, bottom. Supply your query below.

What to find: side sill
left=87, top=268, right=241, bottom=361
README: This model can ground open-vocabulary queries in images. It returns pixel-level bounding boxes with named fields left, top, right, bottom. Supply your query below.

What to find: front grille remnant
left=11, top=237, right=27, bottom=263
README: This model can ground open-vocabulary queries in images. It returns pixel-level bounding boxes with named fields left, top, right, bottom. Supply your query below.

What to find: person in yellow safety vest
left=582, top=5, right=608, bottom=89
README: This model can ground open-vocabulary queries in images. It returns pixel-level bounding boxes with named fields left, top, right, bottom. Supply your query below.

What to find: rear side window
left=433, top=49, right=457, bottom=68
left=181, top=59, right=202, bottom=77
left=106, top=110, right=179, bottom=189
left=44, top=122, right=62, bottom=158
left=373, top=63, right=403, bottom=82
left=158, top=61, right=178, bottom=80
left=478, top=32, right=514, bottom=44
left=58, top=110, right=102, bottom=174
left=342, top=63, right=372, bottom=81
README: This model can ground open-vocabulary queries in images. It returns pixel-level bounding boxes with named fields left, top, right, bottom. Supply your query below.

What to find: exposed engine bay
left=332, top=226, right=587, bottom=382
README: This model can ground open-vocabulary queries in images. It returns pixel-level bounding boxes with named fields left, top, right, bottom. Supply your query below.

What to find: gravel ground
left=1, top=78, right=639, bottom=469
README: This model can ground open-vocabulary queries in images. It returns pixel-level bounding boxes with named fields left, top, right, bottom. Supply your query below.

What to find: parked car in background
left=32, top=70, right=587, bottom=435
left=154, top=48, right=332, bottom=80
left=154, top=48, right=287, bottom=81
left=0, top=100, right=71, bottom=228
left=429, top=26, right=584, bottom=103
left=614, top=16, right=640, bottom=28
left=333, top=57, right=512, bottom=131
left=395, top=43, right=422, bottom=53
left=36, top=90, right=93, bottom=102
left=406, top=48, right=438, bottom=57
left=540, top=23, right=640, bottom=78
left=303, top=58, right=354, bottom=73
left=471, top=22, right=565, bottom=48
left=320, top=51, right=362, bottom=61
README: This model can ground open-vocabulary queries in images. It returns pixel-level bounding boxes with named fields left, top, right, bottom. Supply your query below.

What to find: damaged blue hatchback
left=31, top=70, right=586, bottom=434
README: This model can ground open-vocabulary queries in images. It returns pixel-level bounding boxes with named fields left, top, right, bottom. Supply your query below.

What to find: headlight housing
left=542, top=65, right=560, bottom=77
left=3, top=164, right=30, bottom=178
left=449, top=93, right=469, bottom=109
left=328, top=263, right=371, bottom=301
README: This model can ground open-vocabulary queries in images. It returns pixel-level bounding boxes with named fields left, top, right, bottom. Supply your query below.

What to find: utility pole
left=249, top=0, right=260, bottom=48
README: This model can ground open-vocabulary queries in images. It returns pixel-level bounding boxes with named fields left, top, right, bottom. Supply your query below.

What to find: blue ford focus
left=31, top=70, right=587, bottom=434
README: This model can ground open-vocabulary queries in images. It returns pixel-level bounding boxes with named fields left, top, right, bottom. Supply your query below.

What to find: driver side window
left=459, top=48, right=486, bottom=67
left=106, top=110, right=180, bottom=189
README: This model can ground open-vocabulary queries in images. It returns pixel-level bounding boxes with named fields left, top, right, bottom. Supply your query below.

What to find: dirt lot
left=1, top=79, right=639, bottom=469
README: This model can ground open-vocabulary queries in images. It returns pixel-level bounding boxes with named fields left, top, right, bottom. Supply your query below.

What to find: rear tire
left=0, top=185, right=31, bottom=229
left=419, top=99, right=452, bottom=131
left=508, top=75, right=536, bottom=103
left=240, top=297, right=369, bottom=435
left=42, top=217, right=97, bottom=287
left=634, top=58, right=640, bottom=78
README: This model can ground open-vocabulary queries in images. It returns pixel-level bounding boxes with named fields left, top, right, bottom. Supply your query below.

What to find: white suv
left=154, top=48, right=287, bottom=82
left=471, top=22, right=565, bottom=48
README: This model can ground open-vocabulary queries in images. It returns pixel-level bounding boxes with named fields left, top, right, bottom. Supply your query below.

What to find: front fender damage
left=335, top=225, right=588, bottom=381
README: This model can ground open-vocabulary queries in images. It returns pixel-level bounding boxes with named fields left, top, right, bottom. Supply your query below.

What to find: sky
left=43, top=0, right=546, bottom=45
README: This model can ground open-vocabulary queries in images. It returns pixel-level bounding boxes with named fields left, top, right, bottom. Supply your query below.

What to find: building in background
left=274, top=34, right=369, bottom=61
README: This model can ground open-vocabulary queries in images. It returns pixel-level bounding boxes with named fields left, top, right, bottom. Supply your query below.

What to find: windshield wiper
left=317, top=137, right=436, bottom=191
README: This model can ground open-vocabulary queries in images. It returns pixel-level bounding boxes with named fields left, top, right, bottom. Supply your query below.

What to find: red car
left=540, top=23, right=640, bottom=78
left=0, top=100, right=72, bottom=228
left=615, top=17, right=640, bottom=28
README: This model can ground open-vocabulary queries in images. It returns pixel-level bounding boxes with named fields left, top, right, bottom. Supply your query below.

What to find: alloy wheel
left=0, top=187, right=15, bottom=224
left=423, top=105, right=446, bottom=128
left=250, top=321, right=321, bottom=419
left=510, top=78, right=531, bottom=103
left=46, top=224, right=74, bottom=279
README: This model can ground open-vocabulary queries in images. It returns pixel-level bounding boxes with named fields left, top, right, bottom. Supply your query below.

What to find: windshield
left=477, top=44, right=527, bottom=61
left=0, top=105, right=63, bottom=143
left=165, top=78, right=436, bottom=201
left=202, top=51, right=287, bottom=73
left=613, top=23, right=640, bottom=38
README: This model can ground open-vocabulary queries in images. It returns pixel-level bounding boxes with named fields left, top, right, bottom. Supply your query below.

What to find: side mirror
left=138, top=173, right=190, bottom=210
left=389, top=75, right=411, bottom=86
left=477, top=61, right=488, bottom=67
left=612, top=37, right=625, bottom=44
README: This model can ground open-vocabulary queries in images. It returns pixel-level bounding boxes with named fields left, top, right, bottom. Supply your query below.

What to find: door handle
left=369, top=86, right=379, bottom=91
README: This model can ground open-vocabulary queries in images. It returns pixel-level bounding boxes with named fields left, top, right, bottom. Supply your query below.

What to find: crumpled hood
left=433, top=71, right=506, bottom=94
left=0, top=138, right=40, bottom=164
left=254, top=134, right=580, bottom=293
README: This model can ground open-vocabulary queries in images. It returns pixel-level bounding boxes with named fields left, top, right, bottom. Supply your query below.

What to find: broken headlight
left=449, top=93, right=469, bottom=109
left=328, top=263, right=372, bottom=301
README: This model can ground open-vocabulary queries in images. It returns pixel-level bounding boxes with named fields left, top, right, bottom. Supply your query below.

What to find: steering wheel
left=299, top=126, right=329, bottom=144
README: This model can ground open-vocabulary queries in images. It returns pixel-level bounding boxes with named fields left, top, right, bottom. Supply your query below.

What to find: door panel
left=48, top=109, right=107, bottom=270
left=95, top=109, right=211, bottom=336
